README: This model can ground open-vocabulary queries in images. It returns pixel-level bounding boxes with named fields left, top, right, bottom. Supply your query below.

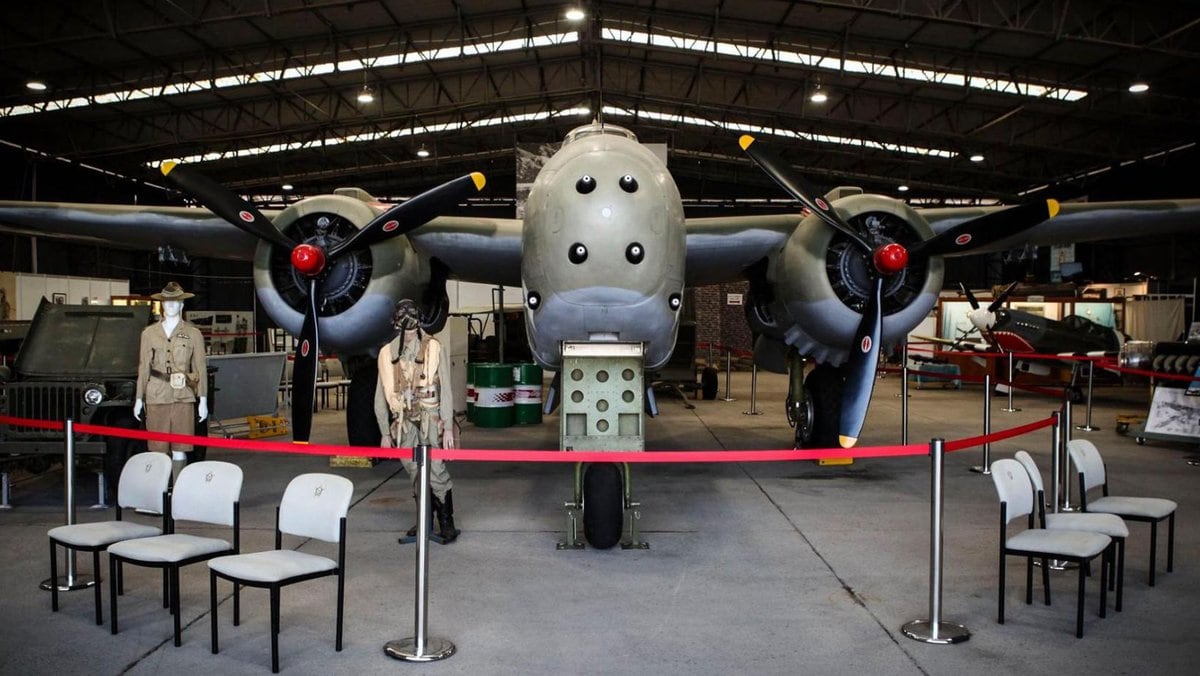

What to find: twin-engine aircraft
left=1, top=122, right=1197, bottom=449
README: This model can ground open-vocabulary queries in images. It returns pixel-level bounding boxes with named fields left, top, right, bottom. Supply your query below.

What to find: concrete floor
left=2, top=370, right=1198, bottom=675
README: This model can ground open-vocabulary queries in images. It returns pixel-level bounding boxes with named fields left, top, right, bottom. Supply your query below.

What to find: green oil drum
left=466, top=362, right=476, bottom=423
left=512, top=363, right=543, bottom=424
left=473, top=362, right=514, bottom=428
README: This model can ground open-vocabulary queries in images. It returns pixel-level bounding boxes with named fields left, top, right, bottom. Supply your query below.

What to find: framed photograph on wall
left=51, top=293, right=66, bottom=304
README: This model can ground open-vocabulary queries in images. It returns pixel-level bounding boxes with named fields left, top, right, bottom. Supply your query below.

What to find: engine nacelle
left=750, top=194, right=944, bottom=365
left=253, top=194, right=431, bottom=354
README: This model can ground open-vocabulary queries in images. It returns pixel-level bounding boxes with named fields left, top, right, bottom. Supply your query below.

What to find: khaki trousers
left=146, top=402, right=195, bottom=453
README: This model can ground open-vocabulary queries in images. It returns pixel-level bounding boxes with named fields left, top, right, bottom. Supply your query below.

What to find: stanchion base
left=969, top=466, right=992, bottom=475
left=384, top=637, right=456, bottom=662
left=901, top=619, right=970, bottom=644
left=721, top=397, right=737, bottom=402
left=1001, top=407, right=1022, bottom=413
left=741, top=410, right=762, bottom=416
left=1035, top=559, right=1079, bottom=570
left=1074, top=425, right=1100, bottom=432
left=40, top=574, right=96, bottom=592
left=0, top=504, right=12, bottom=510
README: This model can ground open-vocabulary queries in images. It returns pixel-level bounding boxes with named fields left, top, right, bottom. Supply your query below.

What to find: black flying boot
left=435, top=490, right=460, bottom=543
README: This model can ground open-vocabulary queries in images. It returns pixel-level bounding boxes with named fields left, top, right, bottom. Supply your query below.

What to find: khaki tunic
left=375, top=333, right=454, bottom=499
left=136, top=320, right=208, bottom=404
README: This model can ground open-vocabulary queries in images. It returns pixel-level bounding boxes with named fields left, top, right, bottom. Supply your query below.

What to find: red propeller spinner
left=290, top=243, right=327, bottom=277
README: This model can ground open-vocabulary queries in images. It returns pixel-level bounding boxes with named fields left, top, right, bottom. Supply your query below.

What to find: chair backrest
left=1013, top=450, right=1046, bottom=495
left=278, top=473, right=354, bottom=543
left=172, top=461, right=244, bottom=526
left=1067, top=439, right=1106, bottom=492
left=991, top=458, right=1033, bottom=523
left=118, top=452, right=173, bottom=513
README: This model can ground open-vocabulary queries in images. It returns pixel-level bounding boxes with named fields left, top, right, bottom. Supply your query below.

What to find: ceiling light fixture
left=1128, top=81, right=1150, bottom=94
left=565, top=8, right=586, bottom=21
left=897, top=185, right=909, bottom=192
left=282, top=183, right=294, bottom=191
left=357, top=85, right=375, bottom=104
left=969, top=154, right=985, bottom=163
left=809, top=88, right=828, bottom=104
left=26, top=79, right=47, bottom=91
left=416, top=144, right=430, bottom=158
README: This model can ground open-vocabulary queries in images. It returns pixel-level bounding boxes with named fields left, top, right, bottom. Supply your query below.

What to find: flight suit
left=137, top=320, right=207, bottom=453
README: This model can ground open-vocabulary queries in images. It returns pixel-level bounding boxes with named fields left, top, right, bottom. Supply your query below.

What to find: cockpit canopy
left=563, top=121, right=638, bottom=145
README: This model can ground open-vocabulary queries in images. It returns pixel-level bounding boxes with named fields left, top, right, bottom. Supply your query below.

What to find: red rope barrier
left=944, top=416, right=1056, bottom=452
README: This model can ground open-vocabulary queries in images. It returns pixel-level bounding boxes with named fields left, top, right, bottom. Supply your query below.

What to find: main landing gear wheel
left=787, top=389, right=815, bottom=448
left=804, top=364, right=845, bottom=449
left=583, top=463, right=624, bottom=549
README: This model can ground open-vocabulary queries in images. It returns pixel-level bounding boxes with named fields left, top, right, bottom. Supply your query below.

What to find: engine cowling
left=253, top=194, right=431, bottom=354
left=748, top=193, right=944, bottom=365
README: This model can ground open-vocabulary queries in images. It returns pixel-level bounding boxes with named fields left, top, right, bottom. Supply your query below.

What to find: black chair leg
left=1076, top=563, right=1085, bottom=638
left=234, top=582, right=241, bottom=626
left=1025, top=556, right=1034, bottom=605
left=210, top=572, right=219, bottom=654
left=109, top=556, right=120, bottom=635
left=336, top=570, right=345, bottom=651
left=93, top=550, right=103, bottom=625
left=998, top=552, right=1006, bottom=624
left=1167, top=512, right=1175, bottom=573
left=1117, top=539, right=1125, bottom=612
left=270, top=586, right=281, bottom=673
left=117, top=560, right=124, bottom=596
left=163, top=568, right=170, bottom=608
left=49, top=540, right=59, bottom=612
left=1099, top=551, right=1108, bottom=619
left=1042, top=558, right=1052, bottom=605
left=1150, top=521, right=1158, bottom=587
left=171, top=567, right=182, bottom=647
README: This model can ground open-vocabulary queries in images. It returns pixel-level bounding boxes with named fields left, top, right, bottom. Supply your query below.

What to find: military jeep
left=0, top=299, right=150, bottom=490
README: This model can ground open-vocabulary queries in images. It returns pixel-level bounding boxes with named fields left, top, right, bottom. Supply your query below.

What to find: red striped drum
left=512, top=363, right=543, bottom=424
left=473, top=362, right=514, bottom=428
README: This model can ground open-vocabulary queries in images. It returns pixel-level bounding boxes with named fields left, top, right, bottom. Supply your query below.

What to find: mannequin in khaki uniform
left=375, top=300, right=459, bottom=543
left=133, top=282, right=208, bottom=482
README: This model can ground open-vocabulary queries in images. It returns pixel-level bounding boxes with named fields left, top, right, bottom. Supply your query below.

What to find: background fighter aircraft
left=959, top=281, right=1123, bottom=355
left=0, top=122, right=1198, bottom=452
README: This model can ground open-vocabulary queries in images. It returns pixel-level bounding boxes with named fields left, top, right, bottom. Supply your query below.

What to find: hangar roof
left=1, top=1, right=1197, bottom=207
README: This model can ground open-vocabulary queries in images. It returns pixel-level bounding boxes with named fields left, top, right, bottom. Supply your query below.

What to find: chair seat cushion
left=1088, top=496, right=1176, bottom=520
left=108, top=533, right=232, bottom=563
left=1046, top=512, right=1130, bottom=538
left=49, top=521, right=161, bottom=548
left=209, top=549, right=336, bottom=583
left=1007, top=528, right=1109, bottom=559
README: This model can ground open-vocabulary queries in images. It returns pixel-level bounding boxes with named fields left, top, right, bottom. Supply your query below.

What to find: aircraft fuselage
left=521, top=123, right=686, bottom=371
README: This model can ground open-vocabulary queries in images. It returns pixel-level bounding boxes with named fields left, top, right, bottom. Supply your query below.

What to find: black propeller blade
left=160, top=162, right=297, bottom=250
left=838, top=277, right=883, bottom=448
left=959, top=282, right=980, bottom=310
left=988, top=281, right=1020, bottom=313
left=739, top=135, right=872, bottom=253
left=290, top=279, right=320, bottom=443
left=326, top=172, right=486, bottom=258
left=908, top=199, right=1059, bottom=259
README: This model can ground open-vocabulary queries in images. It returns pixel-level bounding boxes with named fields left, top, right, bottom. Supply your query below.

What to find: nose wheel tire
left=583, top=463, right=624, bottom=549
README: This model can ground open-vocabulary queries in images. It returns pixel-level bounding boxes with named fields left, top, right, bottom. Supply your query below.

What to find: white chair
left=208, top=473, right=353, bottom=673
left=1014, top=450, right=1128, bottom=611
left=991, top=458, right=1111, bottom=638
left=1068, top=439, right=1177, bottom=586
left=47, top=452, right=172, bottom=625
left=107, top=460, right=243, bottom=646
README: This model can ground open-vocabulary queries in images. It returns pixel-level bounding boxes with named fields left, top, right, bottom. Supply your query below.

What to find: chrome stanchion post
left=1060, top=400, right=1076, bottom=512
left=742, top=364, right=762, bottom=415
left=901, top=345, right=910, bottom=444
left=1075, top=359, right=1100, bottom=431
left=90, top=470, right=109, bottom=510
left=721, top=348, right=736, bottom=402
left=1001, top=352, right=1021, bottom=412
left=1050, top=410, right=1062, bottom=514
left=385, top=444, right=456, bottom=662
left=902, top=438, right=970, bottom=644
left=41, top=419, right=95, bottom=592
left=0, top=470, right=12, bottom=510
left=970, top=374, right=992, bottom=474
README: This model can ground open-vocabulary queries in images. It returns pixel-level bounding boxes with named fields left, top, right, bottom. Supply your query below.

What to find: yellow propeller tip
left=292, top=440, right=309, bottom=445
left=160, top=161, right=177, bottom=176
left=838, top=435, right=858, bottom=449
left=738, top=135, right=756, bottom=150
left=470, top=172, right=486, bottom=191
left=1046, top=198, right=1060, bottom=218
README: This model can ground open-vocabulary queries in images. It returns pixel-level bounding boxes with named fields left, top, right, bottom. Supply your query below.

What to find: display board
left=208, top=352, right=286, bottom=421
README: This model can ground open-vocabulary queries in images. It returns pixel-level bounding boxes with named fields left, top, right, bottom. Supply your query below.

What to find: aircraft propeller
left=739, top=135, right=1057, bottom=447
left=160, top=161, right=486, bottom=442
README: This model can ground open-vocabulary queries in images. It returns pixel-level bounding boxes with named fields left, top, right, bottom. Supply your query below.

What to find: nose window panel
left=576, top=175, right=596, bottom=194
left=619, top=174, right=638, bottom=193
left=569, top=243, right=588, bottom=264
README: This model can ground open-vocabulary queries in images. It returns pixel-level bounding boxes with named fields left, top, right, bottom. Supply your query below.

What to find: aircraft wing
left=0, top=200, right=260, bottom=261
left=683, top=213, right=799, bottom=286
left=922, top=199, right=1200, bottom=255
left=0, top=200, right=525, bottom=286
